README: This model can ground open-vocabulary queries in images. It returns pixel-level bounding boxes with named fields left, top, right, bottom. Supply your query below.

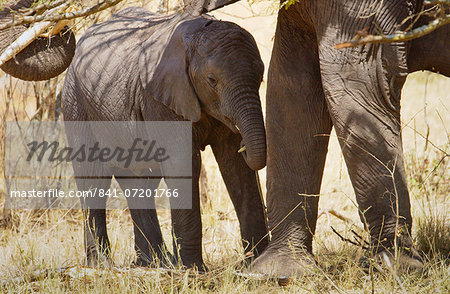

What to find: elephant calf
left=62, top=7, right=268, bottom=269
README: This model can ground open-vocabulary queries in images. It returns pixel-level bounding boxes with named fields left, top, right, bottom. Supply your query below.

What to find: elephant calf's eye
left=207, top=74, right=217, bottom=88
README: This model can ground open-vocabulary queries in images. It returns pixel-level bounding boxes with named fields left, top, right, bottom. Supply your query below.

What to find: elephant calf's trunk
left=233, top=101, right=266, bottom=171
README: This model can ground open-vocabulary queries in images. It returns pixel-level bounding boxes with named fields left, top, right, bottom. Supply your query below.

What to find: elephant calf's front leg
left=210, top=128, right=268, bottom=258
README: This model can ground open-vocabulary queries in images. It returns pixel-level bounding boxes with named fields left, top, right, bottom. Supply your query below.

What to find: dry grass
left=1, top=1, right=449, bottom=293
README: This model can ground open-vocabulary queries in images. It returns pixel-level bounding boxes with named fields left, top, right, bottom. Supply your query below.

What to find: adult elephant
left=198, top=0, right=449, bottom=276
left=0, top=0, right=75, bottom=81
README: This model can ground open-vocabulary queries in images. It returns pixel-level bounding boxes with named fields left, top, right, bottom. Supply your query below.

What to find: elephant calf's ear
left=139, top=26, right=201, bottom=122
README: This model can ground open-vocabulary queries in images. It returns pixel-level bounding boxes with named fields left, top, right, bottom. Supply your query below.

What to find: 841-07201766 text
left=9, top=188, right=179, bottom=199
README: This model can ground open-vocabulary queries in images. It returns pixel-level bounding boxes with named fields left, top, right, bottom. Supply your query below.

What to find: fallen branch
left=0, top=0, right=124, bottom=31
left=0, top=2, right=70, bottom=66
left=0, top=265, right=209, bottom=286
left=1, top=267, right=69, bottom=285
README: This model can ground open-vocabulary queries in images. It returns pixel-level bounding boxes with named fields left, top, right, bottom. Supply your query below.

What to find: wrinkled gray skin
left=196, top=0, right=449, bottom=277
left=0, top=0, right=76, bottom=81
left=62, top=7, right=268, bottom=268
left=408, top=14, right=449, bottom=75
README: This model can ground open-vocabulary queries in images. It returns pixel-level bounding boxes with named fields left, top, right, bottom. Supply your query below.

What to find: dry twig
left=0, top=0, right=125, bottom=30
left=336, top=2, right=449, bottom=48
left=331, top=226, right=370, bottom=250
left=0, top=1, right=70, bottom=66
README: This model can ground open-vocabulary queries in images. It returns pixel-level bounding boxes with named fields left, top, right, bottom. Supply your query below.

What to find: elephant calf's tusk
left=238, top=146, right=246, bottom=153
left=51, top=19, right=70, bottom=35
left=41, top=7, right=74, bottom=38
left=41, top=19, right=71, bottom=38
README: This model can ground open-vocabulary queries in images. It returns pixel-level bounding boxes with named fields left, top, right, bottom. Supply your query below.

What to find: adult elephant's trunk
left=229, top=93, right=266, bottom=171
left=0, top=0, right=76, bottom=81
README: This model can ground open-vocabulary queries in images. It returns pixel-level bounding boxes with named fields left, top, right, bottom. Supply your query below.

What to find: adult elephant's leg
left=408, top=15, right=450, bottom=76
left=115, top=174, right=170, bottom=267
left=166, top=148, right=204, bottom=269
left=315, top=0, right=422, bottom=268
left=210, top=126, right=268, bottom=258
left=251, top=6, right=332, bottom=277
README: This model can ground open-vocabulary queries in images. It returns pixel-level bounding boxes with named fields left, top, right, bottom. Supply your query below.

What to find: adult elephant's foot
left=360, top=247, right=424, bottom=272
left=377, top=249, right=424, bottom=271
left=248, top=246, right=316, bottom=278
left=360, top=232, right=424, bottom=272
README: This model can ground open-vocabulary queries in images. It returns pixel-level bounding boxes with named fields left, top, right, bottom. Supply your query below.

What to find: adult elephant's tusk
left=238, top=145, right=246, bottom=153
